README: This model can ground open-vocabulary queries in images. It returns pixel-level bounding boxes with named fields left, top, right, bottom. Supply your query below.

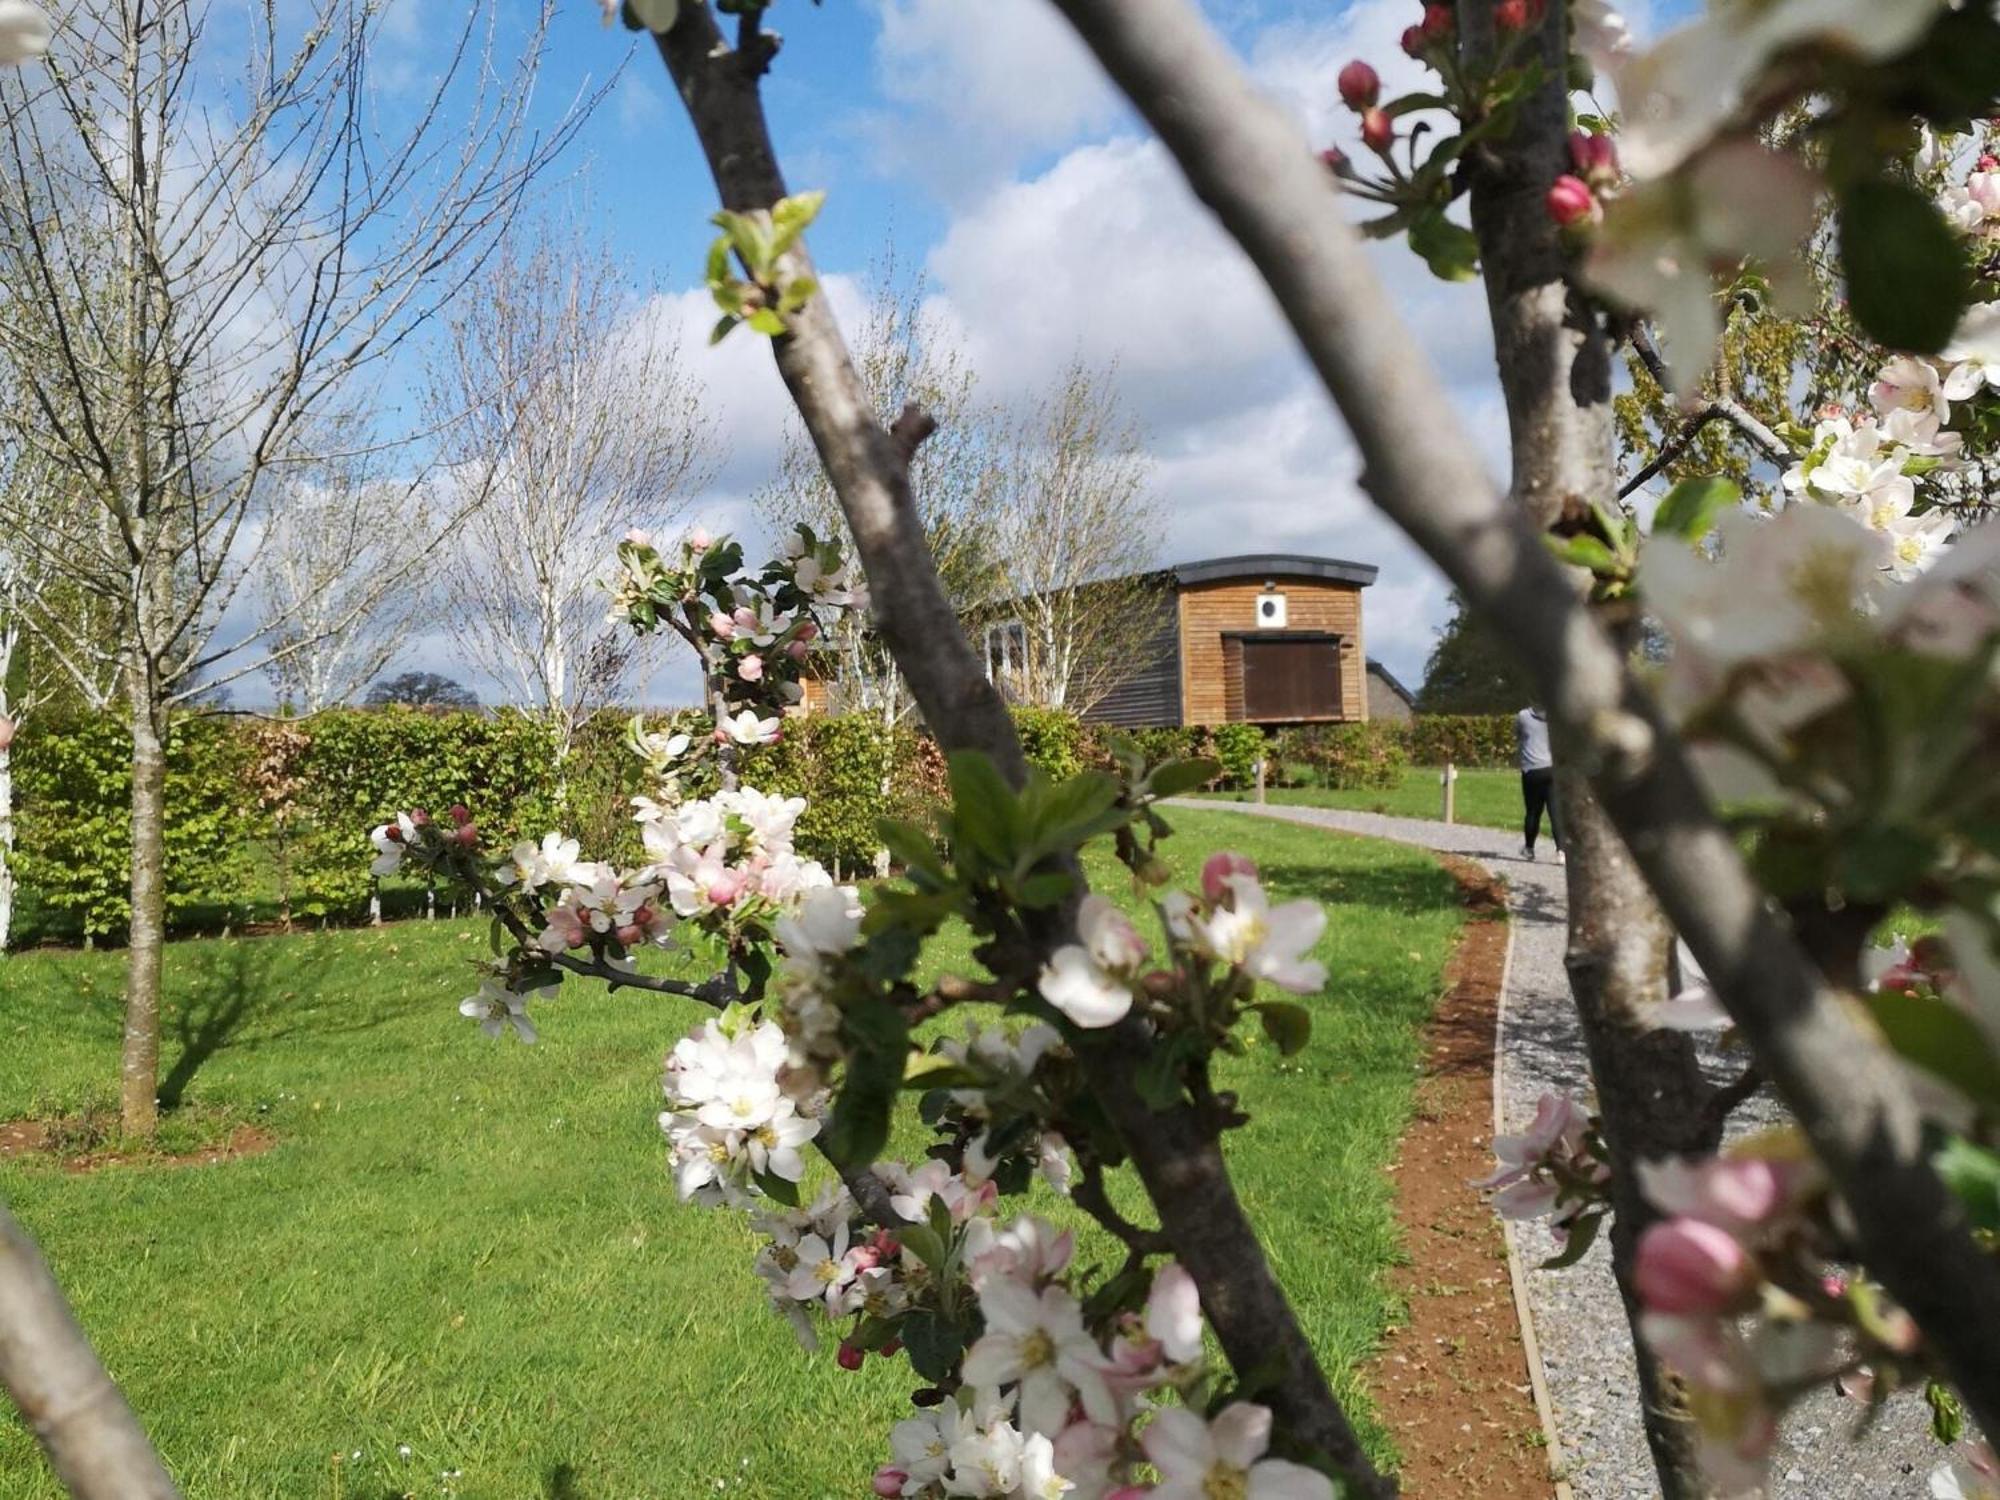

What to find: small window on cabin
left=985, top=620, right=1027, bottom=686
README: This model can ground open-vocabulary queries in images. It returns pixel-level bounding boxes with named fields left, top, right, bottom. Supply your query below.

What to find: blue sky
left=345, top=0, right=1685, bottom=706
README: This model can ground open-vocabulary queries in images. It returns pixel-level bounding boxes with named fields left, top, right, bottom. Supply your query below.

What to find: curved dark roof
left=1170, top=553, right=1378, bottom=588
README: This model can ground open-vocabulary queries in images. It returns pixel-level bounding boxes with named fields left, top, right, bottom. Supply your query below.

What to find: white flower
left=888, top=1408, right=957, bottom=1491
left=0, top=1, right=52, bottom=65
left=1941, top=168, right=2000, bottom=235
left=1016, top=1433, right=1072, bottom=1500
left=962, top=1280, right=1118, bottom=1438
left=1587, top=141, right=1821, bottom=390
left=1196, top=876, right=1327, bottom=994
left=1944, top=302, right=2000, bottom=395
left=719, top=708, right=782, bottom=746
left=1142, top=1404, right=1334, bottom=1500
left=783, top=1223, right=856, bottom=1313
left=1145, top=1262, right=1204, bottom=1364
left=496, top=832, right=581, bottom=893
left=1930, top=1444, right=2000, bottom=1500
left=369, top=812, right=420, bottom=876
left=1608, top=0, right=1944, bottom=181
left=458, top=975, right=551, bottom=1044
left=1869, top=355, right=1955, bottom=425
left=967, top=1214, right=1076, bottom=1290
left=1037, top=894, right=1148, bottom=1028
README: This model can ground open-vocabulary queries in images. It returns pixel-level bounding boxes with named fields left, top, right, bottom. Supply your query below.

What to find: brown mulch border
left=1366, top=855, right=1555, bottom=1498
left=0, top=1117, right=275, bottom=1174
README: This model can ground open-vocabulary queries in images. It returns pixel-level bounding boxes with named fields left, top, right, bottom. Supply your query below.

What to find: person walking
left=1516, top=703, right=1562, bottom=862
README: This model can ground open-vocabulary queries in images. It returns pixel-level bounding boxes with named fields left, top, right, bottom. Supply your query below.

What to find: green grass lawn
left=0, top=808, right=1466, bottom=1500
left=1203, top=766, right=1524, bottom=834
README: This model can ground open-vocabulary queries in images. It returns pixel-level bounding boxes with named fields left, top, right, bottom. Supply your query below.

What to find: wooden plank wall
left=1178, top=578, right=1367, bottom=725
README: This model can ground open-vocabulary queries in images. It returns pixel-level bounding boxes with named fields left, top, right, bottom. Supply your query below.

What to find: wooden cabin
left=974, top=554, right=1378, bottom=729
left=799, top=552, right=1381, bottom=728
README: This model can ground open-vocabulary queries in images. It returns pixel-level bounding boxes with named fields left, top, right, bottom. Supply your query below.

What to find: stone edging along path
left=1174, top=799, right=1943, bottom=1500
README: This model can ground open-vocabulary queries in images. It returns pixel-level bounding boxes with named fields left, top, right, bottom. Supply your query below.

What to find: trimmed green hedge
left=7, top=707, right=1513, bottom=943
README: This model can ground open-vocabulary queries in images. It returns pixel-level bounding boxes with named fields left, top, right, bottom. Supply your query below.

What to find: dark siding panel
left=1082, top=590, right=1182, bottom=728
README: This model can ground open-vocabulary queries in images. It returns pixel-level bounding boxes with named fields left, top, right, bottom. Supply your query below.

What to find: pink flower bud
left=787, top=639, right=810, bottom=661
left=1568, top=130, right=1618, bottom=189
left=707, top=869, right=747, bottom=908
left=1337, top=60, right=1380, bottom=110
left=1201, top=852, right=1258, bottom=904
left=448, top=822, right=479, bottom=850
left=688, top=527, right=712, bottom=551
left=1821, top=1273, right=1848, bottom=1300
left=847, top=1245, right=883, bottom=1273
left=1494, top=0, right=1535, bottom=30
left=872, top=1469, right=907, bottom=1497
left=1359, top=106, right=1394, bottom=153
left=1545, top=174, right=1601, bottom=228
left=836, top=1341, right=865, bottom=1371
left=738, top=654, right=765, bottom=682
left=795, top=619, right=819, bottom=642
left=1421, top=2, right=1453, bottom=37
left=623, top=527, right=653, bottom=548
left=409, top=808, right=431, bottom=827
left=449, top=804, right=472, bottom=826
left=1981, top=154, right=1999, bottom=172
left=0, top=715, right=13, bottom=752
left=1634, top=1219, right=1755, bottom=1315
left=1400, top=22, right=1426, bottom=55
left=1320, top=145, right=1348, bottom=174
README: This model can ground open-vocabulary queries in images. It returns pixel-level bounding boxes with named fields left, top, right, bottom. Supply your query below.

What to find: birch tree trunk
left=120, top=674, right=167, bottom=1139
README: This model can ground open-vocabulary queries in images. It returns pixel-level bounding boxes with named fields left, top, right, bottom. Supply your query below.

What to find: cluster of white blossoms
left=1037, top=855, right=1326, bottom=1031
left=873, top=1233, right=1334, bottom=1500
left=634, top=785, right=840, bottom=920
left=1779, top=395, right=1960, bottom=579
left=662, top=1013, right=821, bottom=1207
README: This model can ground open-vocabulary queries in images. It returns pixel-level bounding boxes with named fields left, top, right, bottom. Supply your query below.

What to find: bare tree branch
left=1042, top=0, right=2000, bottom=1435
left=0, top=1201, right=180, bottom=1499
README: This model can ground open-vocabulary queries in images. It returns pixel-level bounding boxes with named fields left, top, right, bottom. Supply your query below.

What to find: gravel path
left=1175, top=798, right=1942, bottom=1499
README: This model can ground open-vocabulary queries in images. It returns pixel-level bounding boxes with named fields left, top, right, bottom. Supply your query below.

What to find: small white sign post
left=1440, top=760, right=1457, bottom=824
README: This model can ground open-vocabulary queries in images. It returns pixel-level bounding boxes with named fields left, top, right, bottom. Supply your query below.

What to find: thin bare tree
left=429, top=223, right=715, bottom=761
left=253, top=423, right=430, bottom=715
left=982, top=358, right=1161, bottom=714
left=0, top=0, right=597, bottom=1136
left=756, top=251, right=1001, bottom=725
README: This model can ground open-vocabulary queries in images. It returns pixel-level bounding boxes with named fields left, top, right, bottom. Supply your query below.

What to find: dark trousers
left=1521, top=768, right=1560, bottom=850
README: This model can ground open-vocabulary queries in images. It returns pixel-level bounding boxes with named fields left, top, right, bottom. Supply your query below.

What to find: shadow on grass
left=1254, top=859, right=1459, bottom=917
left=155, top=938, right=389, bottom=1109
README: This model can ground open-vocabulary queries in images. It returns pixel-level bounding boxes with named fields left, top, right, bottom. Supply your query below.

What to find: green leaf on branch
left=1864, top=991, right=2000, bottom=1110
left=1652, top=476, right=1741, bottom=543
left=1838, top=179, right=1970, bottom=354
left=1252, top=1000, right=1312, bottom=1057
left=1135, top=1030, right=1199, bottom=1111
left=1147, top=757, right=1222, bottom=798
left=825, top=998, right=910, bottom=1168
left=899, top=1309, right=967, bottom=1383
left=946, top=751, right=1021, bottom=869
left=1408, top=209, right=1480, bottom=282
left=752, top=1168, right=800, bottom=1207
left=1539, top=1209, right=1604, bottom=1269
left=1015, top=871, right=1076, bottom=909
left=1927, top=1380, right=1967, bottom=1446
left=1935, top=1137, right=2000, bottom=1231
left=876, top=818, right=947, bottom=883
left=769, top=190, right=826, bottom=259
left=1546, top=533, right=1618, bottom=572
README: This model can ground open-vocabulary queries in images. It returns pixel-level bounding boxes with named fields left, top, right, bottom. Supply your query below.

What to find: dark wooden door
left=1241, top=637, right=1340, bottom=721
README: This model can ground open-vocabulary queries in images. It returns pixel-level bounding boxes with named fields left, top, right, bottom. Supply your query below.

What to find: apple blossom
left=1399, top=23, right=1425, bottom=57
left=738, top=654, right=765, bottom=682
left=1199, top=851, right=1257, bottom=904
left=1335, top=59, right=1378, bottom=110
left=1545, top=174, right=1601, bottom=229
left=1194, top=874, right=1327, bottom=993
left=1038, top=893, right=1150, bottom=1028
left=1633, top=1219, right=1756, bottom=1315
left=458, top=972, right=556, bottom=1044
left=718, top=708, right=782, bottom=746
left=1358, top=106, right=1393, bottom=154
left=0, top=714, right=14, bottom=751
left=495, top=832, right=582, bottom=893
left=1144, top=1262, right=1204, bottom=1364
left=1493, top=0, right=1533, bottom=32
left=1141, top=1404, right=1334, bottom=1500
left=369, top=812, right=422, bottom=876
left=1569, top=130, right=1619, bottom=191
left=962, top=1278, right=1119, bottom=1437
left=1636, top=1154, right=1800, bottom=1233
left=1420, top=2, right=1452, bottom=38
left=1943, top=302, right=2000, bottom=394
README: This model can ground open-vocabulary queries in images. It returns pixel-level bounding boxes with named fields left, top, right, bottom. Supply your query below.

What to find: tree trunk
left=1560, top=772, right=1719, bottom=1495
left=1457, top=4, right=1721, bottom=1489
left=120, top=676, right=167, bottom=1139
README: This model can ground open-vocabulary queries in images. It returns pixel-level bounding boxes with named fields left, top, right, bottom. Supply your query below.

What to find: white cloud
left=860, top=0, right=1121, bottom=191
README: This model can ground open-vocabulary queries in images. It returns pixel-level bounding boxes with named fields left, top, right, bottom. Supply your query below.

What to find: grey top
left=1515, top=707, right=1552, bottom=771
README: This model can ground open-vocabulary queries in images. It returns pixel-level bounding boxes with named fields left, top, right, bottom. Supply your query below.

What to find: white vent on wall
left=1256, top=591, right=1288, bottom=628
